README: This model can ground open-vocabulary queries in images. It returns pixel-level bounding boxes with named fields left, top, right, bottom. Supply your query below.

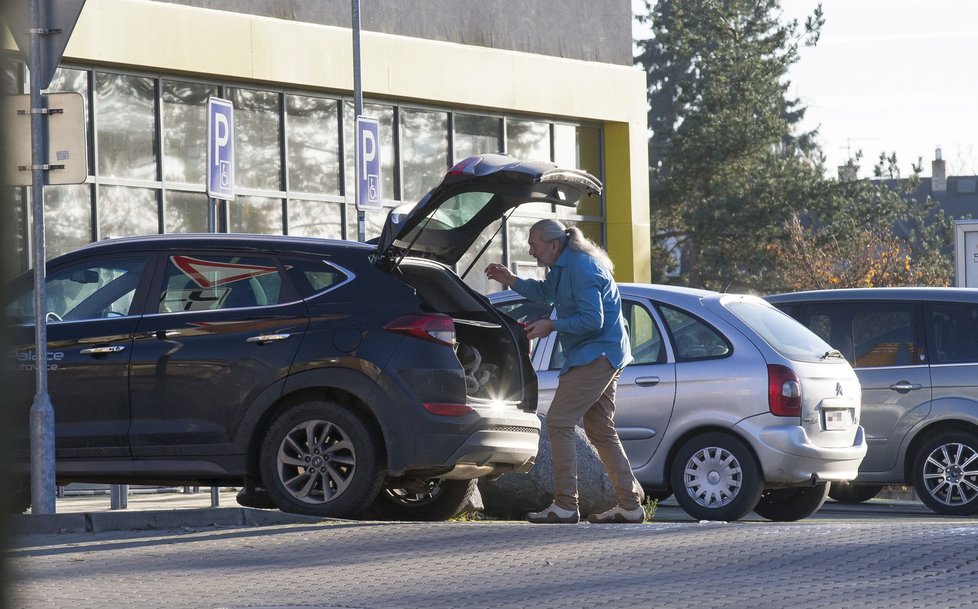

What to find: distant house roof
left=879, top=176, right=978, bottom=221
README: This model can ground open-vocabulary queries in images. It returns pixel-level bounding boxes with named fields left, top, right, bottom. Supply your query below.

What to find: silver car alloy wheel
left=277, top=419, right=357, bottom=504
left=683, top=445, right=743, bottom=508
left=921, top=442, right=978, bottom=507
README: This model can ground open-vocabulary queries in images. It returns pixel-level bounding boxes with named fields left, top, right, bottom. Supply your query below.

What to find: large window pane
left=507, top=119, right=550, bottom=162
left=229, top=196, right=282, bottom=234
left=507, top=119, right=552, bottom=215
left=343, top=102, right=395, bottom=200
left=165, top=191, right=210, bottom=233
left=401, top=108, right=449, bottom=202
left=287, top=95, right=340, bottom=195
left=454, top=114, right=501, bottom=161
left=288, top=199, right=343, bottom=239
left=45, top=185, right=92, bottom=259
left=563, top=220, right=605, bottom=248
left=1, top=59, right=22, bottom=95
left=230, top=88, right=281, bottom=191
left=163, top=81, right=218, bottom=184
left=556, top=124, right=602, bottom=217
left=96, top=73, right=157, bottom=180
left=47, top=68, right=89, bottom=137
left=98, top=185, right=158, bottom=239
left=346, top=203, right=388, bottom=242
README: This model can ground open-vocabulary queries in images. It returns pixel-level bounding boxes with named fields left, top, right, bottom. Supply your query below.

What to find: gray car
left=768, top=288, right=978, bottom=515
left=490, top=284, right=866, bottom=521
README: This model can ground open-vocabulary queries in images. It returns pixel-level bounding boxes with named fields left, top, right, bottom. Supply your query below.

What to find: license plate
left=824, top=409, right=852, bottom=431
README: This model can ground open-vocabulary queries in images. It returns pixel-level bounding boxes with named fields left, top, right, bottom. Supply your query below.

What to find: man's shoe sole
left=526, top=512, right=580, bottom=524
left=586, top=513, right=645, bottom=524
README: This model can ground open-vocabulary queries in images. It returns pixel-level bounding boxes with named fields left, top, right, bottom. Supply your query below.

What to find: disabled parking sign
left=207, top=97, right=235, bottom=200
left=356, top=116, right=382, bottom=211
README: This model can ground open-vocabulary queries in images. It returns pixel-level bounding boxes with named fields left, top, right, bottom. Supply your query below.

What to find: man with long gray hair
left=485, top=219, right=644, bottom=523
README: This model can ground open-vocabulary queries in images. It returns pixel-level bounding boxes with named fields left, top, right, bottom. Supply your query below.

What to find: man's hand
left=525, top=318, right=555, bottom=340
left=484, top=263, right=516, bottom=287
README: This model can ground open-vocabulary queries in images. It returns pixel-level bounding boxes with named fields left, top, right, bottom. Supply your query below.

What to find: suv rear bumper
left=400, top=411, right=542, bottom=479
left=740, top=421, right=868, bottom=484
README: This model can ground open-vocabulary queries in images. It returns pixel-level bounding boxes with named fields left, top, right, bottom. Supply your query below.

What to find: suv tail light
left=768, top=364, right=802, bottom=417
left=384, top=314, right=455, bottom=347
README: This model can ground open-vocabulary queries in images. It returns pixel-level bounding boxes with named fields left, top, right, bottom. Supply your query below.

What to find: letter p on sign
left=207, top=97, right=235, bottom=200
left=356, top=116, right=382, bottom=211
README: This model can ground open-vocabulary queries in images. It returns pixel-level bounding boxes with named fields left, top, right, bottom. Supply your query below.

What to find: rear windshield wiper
left=819, top=349, right=844, bottom=360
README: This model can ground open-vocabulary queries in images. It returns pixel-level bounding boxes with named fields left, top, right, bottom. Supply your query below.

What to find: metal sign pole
left=28, top=0, right=57, bottom=515
left=353, top=0, right=365, bottom=242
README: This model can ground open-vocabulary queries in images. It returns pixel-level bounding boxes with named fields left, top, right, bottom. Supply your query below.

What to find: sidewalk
left=10, top=487, right=330, bottom=535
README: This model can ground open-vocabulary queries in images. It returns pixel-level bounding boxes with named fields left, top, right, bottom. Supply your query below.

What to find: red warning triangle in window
left=172, top=255, right=278, bottom=288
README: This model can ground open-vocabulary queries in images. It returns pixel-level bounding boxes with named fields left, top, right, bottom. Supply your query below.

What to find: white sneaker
left=587, top=504, right=646, bottom=524
left=526, top=503, right=580, bottom=524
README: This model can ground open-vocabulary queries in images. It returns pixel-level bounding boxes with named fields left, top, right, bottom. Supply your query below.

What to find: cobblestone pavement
left=8, top=515, right=978, bottom=609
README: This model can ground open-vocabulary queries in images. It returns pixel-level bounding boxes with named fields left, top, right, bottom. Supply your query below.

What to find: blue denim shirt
left=512, top=247, right=632, bottom=376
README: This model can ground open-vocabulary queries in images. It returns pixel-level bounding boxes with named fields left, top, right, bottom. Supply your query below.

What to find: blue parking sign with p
left=207, top=97, right=234, bottom=200
left=356, top=116, right=382, bottom=211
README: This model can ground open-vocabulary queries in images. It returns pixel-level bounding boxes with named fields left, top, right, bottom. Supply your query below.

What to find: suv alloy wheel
left=912, top=431, right=978, bottom=516
left=259, top=401, right=387, bottom=518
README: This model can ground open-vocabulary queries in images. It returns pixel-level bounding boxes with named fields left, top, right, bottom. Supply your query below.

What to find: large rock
left=479, top=418, right=617, bottom=519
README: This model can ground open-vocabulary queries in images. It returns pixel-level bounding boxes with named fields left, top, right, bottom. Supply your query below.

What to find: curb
left=10, top=507, right=333, bottom=535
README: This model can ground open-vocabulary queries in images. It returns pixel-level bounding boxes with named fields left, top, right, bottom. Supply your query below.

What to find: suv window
left=657, top=304, right=730, bottom=362
left=283, top=257, right=352, bottom=297
left=799, top=302, right=923, bottom=368
left=158, top=254, right=284, bottom=312
left=853, top=306, right=920, bottom=368
left=6, top=256, right=149, bottom=324
left=927, top=301, right=978, bottom=365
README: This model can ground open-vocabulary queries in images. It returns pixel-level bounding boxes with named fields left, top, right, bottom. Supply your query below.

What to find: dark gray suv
left=6, top=154, right=601, bottom=520
left=768, top=288, right=978, bottom=515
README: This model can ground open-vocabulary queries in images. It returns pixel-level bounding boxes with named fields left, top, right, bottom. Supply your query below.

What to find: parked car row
left=6, top=153, right=975, bottom=521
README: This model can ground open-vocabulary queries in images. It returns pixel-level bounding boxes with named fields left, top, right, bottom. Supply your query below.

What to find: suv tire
left=670, top=432, right=764, bottom=521
left=753, top=482, right=830, bottom=521
left=260, top=401, right=386, bottom=518
left=366, top=478, right=478, bottom=521
left=912, top=431, right=978, bottom=516
left=5, top=478, right=30, bottom=514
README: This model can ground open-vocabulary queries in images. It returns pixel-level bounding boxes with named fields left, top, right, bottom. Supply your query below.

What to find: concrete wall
left=159, top=0, right=633, bottom=66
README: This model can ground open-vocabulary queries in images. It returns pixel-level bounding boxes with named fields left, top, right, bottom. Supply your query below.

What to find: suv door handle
left=246, top=333, right=291, bottom=344
left=80, top=345, right=126, bottom=355
left=635, top=376, right=661, bottom=387
left=889, top=381, right=923, bottom=393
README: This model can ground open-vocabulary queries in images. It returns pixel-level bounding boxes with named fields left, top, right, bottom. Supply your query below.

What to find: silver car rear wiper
left=819, top=349, right=844, bottom=360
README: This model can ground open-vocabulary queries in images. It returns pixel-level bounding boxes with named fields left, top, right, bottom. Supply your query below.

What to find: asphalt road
left=7, top=499, right=978, bottom=609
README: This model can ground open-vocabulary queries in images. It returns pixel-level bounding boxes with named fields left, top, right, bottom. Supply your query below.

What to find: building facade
left=3, top=0, right=650, bottom=290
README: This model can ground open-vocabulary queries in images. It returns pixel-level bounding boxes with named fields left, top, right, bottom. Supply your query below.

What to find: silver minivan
left=490, top=284, right=866, bottom=521
left=768, top=288, right=978, bottom=515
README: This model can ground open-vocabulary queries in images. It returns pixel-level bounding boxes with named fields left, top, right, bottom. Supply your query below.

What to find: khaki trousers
left=545, top=356, right=643, bottom=511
